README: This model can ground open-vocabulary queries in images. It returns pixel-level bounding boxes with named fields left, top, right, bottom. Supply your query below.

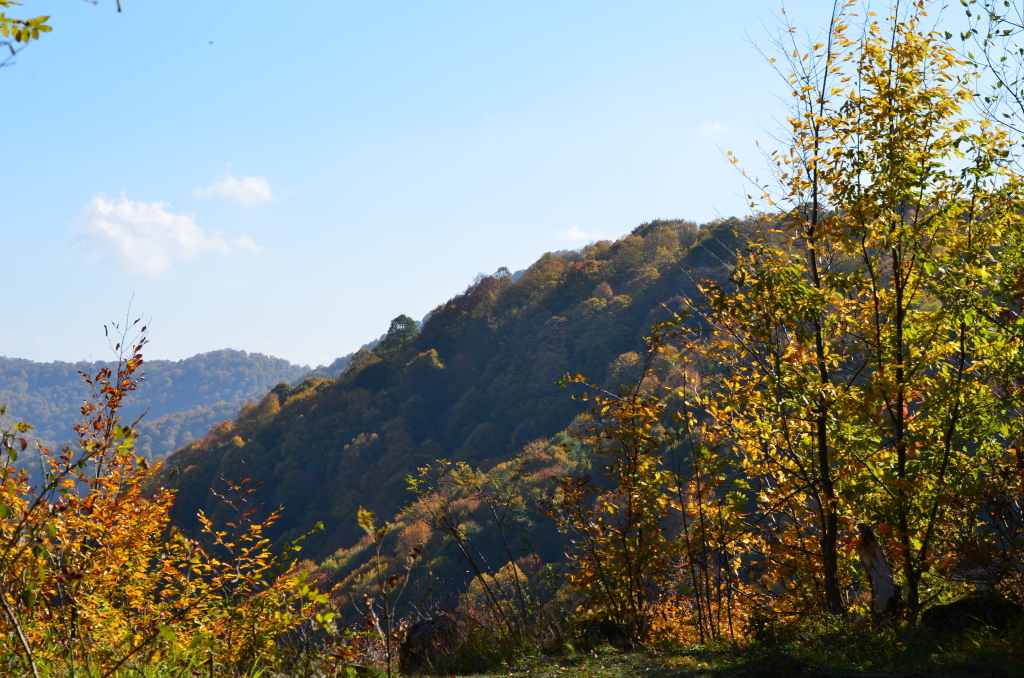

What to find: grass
left=9, top=623, right=1017, bottom=677
left=424, top=621, right=1024, bottom=678
left=440, top=646, right=1021, bottom=678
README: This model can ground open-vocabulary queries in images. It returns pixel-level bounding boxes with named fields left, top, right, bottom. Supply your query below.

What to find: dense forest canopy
left=162, top=218, right=748, bottom=560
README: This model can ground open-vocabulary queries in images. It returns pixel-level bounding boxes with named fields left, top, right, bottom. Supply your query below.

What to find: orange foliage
left=0, top=323, right=338, bottom=676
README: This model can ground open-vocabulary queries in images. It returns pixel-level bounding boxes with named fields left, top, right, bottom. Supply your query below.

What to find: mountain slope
left=163, top=218, right=749, bottom=561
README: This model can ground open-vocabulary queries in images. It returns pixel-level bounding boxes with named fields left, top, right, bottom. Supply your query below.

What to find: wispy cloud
left=74, top=193, right=261, bottom=276
left=553, top=224, right=602, bottom=244
left=193, top=171, right=274, bottom=206
left=699, top=122, right=729, bottom=137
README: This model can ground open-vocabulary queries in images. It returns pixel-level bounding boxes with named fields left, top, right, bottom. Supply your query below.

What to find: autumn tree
left=0, top=0, right=50, bottom=68
left=674, top=0, right=1024, bottom=621
left=0, top=321, right=337, bottom=677
left=962, top=0, right=1024, bottom=141
left=547, top=344, right=680, bottom=641
left=1, top=0, right=117, bottom=70
left=377, top=314, right=419, bottom=355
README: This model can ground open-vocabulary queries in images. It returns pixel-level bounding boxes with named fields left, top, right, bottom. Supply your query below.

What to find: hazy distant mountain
left=0, top=349, right=310, bottom=460
left=302, top=355, right=355, bottom=380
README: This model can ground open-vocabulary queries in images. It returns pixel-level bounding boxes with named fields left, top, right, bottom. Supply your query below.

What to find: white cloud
left=699, top=122, right=729, bottom=137
left=74, top=193, right=261, bottom=276
left=230, top=235, right=261, bottom=252
left=553, top=224, right=602, bottom=244
left=193, top=172, right=274, bottom=206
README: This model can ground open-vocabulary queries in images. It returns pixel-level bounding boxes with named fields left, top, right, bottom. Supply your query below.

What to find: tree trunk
left=855, top=524, right=898, bottom=616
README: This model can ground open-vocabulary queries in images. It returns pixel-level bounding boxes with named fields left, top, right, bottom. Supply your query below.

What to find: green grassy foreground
left=439, top=625, right=1024, bottom=678
left=452, top=648, right=1019, bottom=678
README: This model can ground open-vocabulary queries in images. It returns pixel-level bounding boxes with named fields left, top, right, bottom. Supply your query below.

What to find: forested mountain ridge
left=163, top=218, right=750, bottom=561
left=0, top=349, right=310, bottom=460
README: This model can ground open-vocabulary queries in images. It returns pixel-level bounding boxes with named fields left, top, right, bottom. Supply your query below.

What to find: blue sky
left=3, top=0, right=856, bottom=367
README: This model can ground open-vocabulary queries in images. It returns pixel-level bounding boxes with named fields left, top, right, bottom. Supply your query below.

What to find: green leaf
left=356, top=506, right=376, bottom=535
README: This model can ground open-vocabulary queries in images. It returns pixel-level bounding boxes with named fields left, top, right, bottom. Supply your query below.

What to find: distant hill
left=0, top=349, right=311, bottom=460
left=162, top=218, right=750, bottom=562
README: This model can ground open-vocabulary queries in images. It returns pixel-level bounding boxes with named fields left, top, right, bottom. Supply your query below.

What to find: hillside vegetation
left=163, top=218, right=745, bottom=560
